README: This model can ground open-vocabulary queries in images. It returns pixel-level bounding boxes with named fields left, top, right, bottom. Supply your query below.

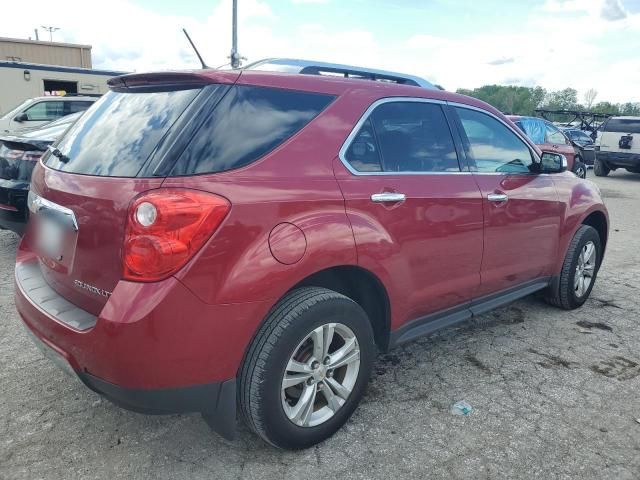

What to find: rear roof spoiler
left=108, top=71, right=240, bottom=89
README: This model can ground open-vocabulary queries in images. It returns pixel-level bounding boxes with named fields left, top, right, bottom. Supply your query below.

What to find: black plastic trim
left=80, top=374, right=237, bottom=440
left=389, top=277, right=551, bottom=347
left=145, top=84, right=232, bottom=177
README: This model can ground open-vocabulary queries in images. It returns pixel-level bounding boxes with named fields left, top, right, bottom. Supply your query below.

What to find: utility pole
left=230, top=0, right=242, bottom=68
left=41, top=26, right=59, bottom=42
left=34, top=28, right=39, bottom=41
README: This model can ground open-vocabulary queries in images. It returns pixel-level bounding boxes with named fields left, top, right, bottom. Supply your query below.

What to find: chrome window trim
left=338, top=97, right=458, bottom=176
left=338, top=97, right=542, bottom=177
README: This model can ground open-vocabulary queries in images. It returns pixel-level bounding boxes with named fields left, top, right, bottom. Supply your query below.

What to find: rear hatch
left=600, top=117, right=640, bottom=154
left=29, top=71, right=240, bottom=315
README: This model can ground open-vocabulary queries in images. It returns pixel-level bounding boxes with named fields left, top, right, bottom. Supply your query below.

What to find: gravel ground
left=1, top=171, right=639, bottom=480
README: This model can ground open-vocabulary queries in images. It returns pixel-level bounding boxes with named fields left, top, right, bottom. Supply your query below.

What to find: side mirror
left=539, top=152, right=567, bottom=174
left=14, top=112, right=28, bottom=122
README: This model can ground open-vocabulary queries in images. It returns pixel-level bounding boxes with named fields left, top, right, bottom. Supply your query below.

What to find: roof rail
left=242, top=58, right=435, bottom=89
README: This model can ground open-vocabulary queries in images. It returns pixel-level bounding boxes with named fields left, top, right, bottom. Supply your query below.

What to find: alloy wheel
left=281, top=323, right=360, bottom=427
left=575, top=240, right=597, bottom=297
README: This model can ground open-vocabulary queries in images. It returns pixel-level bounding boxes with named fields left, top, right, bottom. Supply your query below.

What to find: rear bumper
left=15, top=249, right=272, bottom=439
left=596, top=150, right=640, bottom=168
left=0, top=180, right=28, bottom=234
left=22, top=322, right=237, bottom=437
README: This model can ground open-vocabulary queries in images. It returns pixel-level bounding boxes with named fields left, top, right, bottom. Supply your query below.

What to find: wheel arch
left=238, top=264, right=392, bottom=375
left=291, top=265, right=392, bottom=352
left=581, top=209, right=609, bottom=256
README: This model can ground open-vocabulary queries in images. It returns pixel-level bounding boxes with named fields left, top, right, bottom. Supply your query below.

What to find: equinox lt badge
left=74, top=280, right=112, bottom=298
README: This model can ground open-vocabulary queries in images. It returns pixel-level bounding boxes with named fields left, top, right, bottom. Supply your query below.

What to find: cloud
left=292, top=0, right=330, bottom=3
left=488, top=57, right=515, bottom=66
left=3, top=0, right=639, bottom=104
left=601, top=0, right=628, bottom=20
left=542, top=0, right=629, bottom=21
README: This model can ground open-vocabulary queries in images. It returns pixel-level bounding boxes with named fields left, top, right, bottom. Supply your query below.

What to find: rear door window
left=45, top=88, right=200, bottom=177
left=344, top=101, right=460, bottom=173
left=603, top=118, right=640, bottom=134
left=170, top=86, right=334, bottom=175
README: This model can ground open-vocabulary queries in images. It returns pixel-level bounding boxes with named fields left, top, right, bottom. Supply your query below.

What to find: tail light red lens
left=123, top=189, right=230, bottom=282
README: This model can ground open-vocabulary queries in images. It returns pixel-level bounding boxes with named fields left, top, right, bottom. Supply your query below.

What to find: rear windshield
left=44, top=84, right=334, bottom=177
left=603, top=118, right=640, bottom=134
left=45, top=88, right=200, bottom=176
left=169, top=85, right=335, bottom=175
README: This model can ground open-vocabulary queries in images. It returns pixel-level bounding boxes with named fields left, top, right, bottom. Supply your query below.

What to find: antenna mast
left=182, top=28, right=208, bottom=69
left=230, top=0, right=243, bottom=68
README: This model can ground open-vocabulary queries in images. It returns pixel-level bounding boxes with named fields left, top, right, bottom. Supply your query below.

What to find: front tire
left=573, top=158, right=587, bottom=179
left=594, top=158, right=610, bottom=177
left=545, top=225, right=602, bottom=310
left=239, top=287, right=375, bottom=449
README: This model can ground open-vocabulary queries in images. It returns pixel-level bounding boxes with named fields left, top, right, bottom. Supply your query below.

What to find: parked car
left=594, top=116, right=640, bottom=176
left=508, top=115, right=587, bottom=178
left=15, top=68, right=608, bottom=449
left=0, top=112, right=82, bottom=234
left=0, top=95, right=96, bottom=134
left=561, top=127, right=596, bottom=167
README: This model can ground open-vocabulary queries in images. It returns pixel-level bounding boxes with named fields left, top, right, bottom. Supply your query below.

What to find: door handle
left=371, top=192, right=406, bottom=203
left=487, top=193, right=508, bottom=203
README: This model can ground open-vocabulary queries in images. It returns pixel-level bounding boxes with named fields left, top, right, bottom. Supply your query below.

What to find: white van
left=594, top=116, right=640, bottom=176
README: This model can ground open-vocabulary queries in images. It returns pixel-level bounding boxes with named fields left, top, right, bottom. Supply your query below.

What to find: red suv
left=15, top=69, right=608, bottom=449
left=508, top=115, right=588, bottom=179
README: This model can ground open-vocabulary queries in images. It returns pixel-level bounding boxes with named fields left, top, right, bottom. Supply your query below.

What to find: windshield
left=45, top=88, right=200, bottom=177
left=604, top=118, right=640, bottom=134
left=568, top=130, right=592, bottom=142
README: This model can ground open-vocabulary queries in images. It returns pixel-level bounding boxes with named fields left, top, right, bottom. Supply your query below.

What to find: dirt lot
left=1, top=171, right=639, bottom=480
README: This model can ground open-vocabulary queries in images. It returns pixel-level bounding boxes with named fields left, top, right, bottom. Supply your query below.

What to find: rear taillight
left=123, top=189, right=230, bottom=282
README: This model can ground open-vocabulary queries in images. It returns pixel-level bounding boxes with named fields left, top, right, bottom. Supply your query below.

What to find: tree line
left=455, top=85, right=640, bottom=119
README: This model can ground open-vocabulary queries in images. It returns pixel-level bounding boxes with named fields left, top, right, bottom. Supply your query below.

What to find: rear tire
left=239, top=287, right=375, bottom=449
left=545, top=225, right=602, bottom=310
left=594, top=158, right=610, bottom=177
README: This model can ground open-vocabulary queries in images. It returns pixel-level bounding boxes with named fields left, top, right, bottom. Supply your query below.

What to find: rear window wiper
left=47, top=145, right=70, bottom=164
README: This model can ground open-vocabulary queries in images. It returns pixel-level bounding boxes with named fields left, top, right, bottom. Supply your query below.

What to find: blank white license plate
left=36, top=216, right=66, bottom=260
